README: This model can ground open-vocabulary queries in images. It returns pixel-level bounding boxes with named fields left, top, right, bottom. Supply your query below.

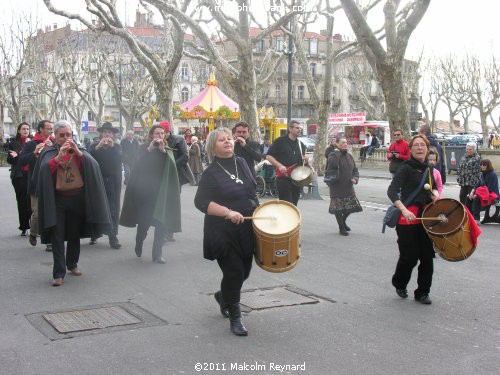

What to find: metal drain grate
left=240, top=286, right=321, bottom=310
left=26, top=302, right=168, bottom=340
left=43, top=306, right=142, bottom=333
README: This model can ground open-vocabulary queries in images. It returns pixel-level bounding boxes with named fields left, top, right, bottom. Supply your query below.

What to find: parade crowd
left=6, top=119, right=499, bottom=336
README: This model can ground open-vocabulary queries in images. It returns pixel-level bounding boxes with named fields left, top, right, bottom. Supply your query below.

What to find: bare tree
left=461, top=55, right=500, bottom=146
left=44, top=0, right=186, bottom=122
left=339, top=0, right=430, bottom=136
left=419, top=59, right=443, bottom=132
left=0, top=14, right=38, bottom=136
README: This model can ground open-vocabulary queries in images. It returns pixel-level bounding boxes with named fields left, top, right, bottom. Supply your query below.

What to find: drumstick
left=243, top=216, right=277, bottom=221
left=416, top=215, right=448, bottom=223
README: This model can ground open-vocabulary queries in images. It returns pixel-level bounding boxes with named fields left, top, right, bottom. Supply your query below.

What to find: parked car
left=297, top=136, right=315, bottom=152
left=444, top=134, right=483, bottom=147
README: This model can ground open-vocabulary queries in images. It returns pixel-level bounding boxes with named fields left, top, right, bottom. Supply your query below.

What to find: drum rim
left=252, top=199, right=301, bottom=232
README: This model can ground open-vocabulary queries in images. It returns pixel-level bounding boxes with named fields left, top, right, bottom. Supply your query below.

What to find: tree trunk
left=378, top=63, right=408, bottom=134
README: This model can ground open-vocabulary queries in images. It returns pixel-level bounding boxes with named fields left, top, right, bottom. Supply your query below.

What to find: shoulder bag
left=382, top=168, right=428, bottom=233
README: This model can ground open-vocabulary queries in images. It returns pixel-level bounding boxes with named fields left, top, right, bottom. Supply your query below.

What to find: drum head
left=291, top=166, right=311, bottom=181
left=422, top=198, right=465, bottom=235
left=253, top=200, right=300, bottom=235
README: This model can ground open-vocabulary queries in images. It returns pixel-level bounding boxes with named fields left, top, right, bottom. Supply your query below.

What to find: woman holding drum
left=194, top=127, right=258, bottom=336
left=387, top=135, right=438, bottom=305
left=326, top=138, right=362, bottom=236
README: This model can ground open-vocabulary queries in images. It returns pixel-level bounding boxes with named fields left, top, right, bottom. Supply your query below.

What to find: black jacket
left=235, top=139, right=262, bottom=175
left=167, top=134, right=193, bottom=185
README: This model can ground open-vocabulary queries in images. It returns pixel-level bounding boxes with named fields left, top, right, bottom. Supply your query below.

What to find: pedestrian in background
left=161, top=121, right=192, bottom=242
left=419, top=124, right=446, bottom=184
left=188, top=136, right=203, bottom=185
left=266, top=120, right=308, bottom=206
left=233, top=121, right=262, bottom=176
left=18, top=120, right=55, bottom=251
left=326, top=138, right=362, bottom=236
left=387, top=129, right=410, bottom=177
left=120, top=125, right=181, bottom=264
left=194, top=127, right=258, bottom=336
left=427, top=147, right=443, bottom=198
left=457, top=142, right=481, bottom=210
left=7, top=122, right=32, bottom=236
left=120, top=130, right=139, bottom=185
left=33, top=120, right=111, bottom=286
left=89, top=122, right=123, bottom=249
left=468, top=159, right=499, bottom=222
left=387, top=135, right=438, bottom=305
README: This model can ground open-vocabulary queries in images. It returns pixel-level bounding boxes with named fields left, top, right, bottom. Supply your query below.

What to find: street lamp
left=22, top=79, right=36, bottom=132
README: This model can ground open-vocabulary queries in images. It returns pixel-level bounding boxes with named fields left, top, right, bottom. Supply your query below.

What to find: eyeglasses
left=58, top=132, right=73, bottom=138
left=412, top=143, right=427, bottom=148
left=293, top=126, right=303, bottom=130
left=480, top=163, right=487, bottom=166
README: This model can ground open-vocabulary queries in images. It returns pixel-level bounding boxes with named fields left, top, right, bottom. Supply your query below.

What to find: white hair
left=466, top=142, right=477, bottom=151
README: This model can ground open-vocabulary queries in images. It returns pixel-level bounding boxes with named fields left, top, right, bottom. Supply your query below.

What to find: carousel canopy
left=173, top=72, right=240, bottom=120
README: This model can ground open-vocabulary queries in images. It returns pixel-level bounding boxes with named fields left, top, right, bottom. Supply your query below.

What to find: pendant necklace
left=217, top=158, right=243, bottom=184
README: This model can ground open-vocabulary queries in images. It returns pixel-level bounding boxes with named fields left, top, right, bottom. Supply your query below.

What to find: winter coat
left=457, top=152, right=481, bottom=187
left=327, top=149, right=359, bottom=198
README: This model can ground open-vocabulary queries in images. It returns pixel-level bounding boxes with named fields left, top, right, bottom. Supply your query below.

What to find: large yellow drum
left=252, top=200, right=301, bottom=273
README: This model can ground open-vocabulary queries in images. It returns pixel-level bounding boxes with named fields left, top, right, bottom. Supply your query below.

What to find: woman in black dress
left=194, top=127, right=258, bottom=336
left=7, top=122, right=32, bottom=236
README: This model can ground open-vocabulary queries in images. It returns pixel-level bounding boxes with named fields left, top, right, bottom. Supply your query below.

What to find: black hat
left=97, top=122, right=119, bottom=133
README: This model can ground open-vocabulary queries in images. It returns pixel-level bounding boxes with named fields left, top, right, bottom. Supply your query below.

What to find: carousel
left=172, top=72, right=240, bottom=134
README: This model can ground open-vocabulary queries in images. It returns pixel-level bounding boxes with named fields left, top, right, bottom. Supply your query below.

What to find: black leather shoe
left=29, top=235, right=37, bottom=246
left=339, top=228, right=349, bottom=236
left=21, top=230, right=27, bottom=236
left=344, top=224, right=351, bottom=231
left=396, top=288, right=408, bottom=298
left=214, top=291, right=229, bottom=318
left=109, top=236, right=121, bottom=249
left=415, top=294, right=432, bottom=305
left=134, top=242, right=143, bottom=257
left=153, top=257, right=166, bottom=264
left=227, top=303, right=248, bottom=336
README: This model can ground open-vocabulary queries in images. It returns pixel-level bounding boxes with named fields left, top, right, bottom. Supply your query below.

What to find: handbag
left=382, top=168, right=429, bottom=233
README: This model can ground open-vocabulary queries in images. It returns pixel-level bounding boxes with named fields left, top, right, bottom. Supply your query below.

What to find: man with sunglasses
left=387, top=129, right=410, bottom=177
left=32, top=120, right=111, bottom=287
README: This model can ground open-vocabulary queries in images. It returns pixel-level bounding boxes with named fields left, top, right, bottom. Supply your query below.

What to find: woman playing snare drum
left=387, top=135, right=438, bottom=305
left=194, top=127, right=258, bottom=336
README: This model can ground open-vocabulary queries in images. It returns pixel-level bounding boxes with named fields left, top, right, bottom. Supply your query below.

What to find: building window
left=297, top=85, right=305, bottom=100
left=276, top=38, right=283, bottom=52
left=181, top=63, right=189, bottom=81
left=111, top=111, right=120, bottom=121
left=181, top=87, right=189, bottom=102
left=257, top=39, right=265, bottom=52
left=309, top=38, right=318, bottom=55
left=350, top=83, right=358, bottom=96
left=310, top=63, right=316, bottom=77
left=410, top=100, right=418, bottom=113
left=275, top=85, right=281, bottom=99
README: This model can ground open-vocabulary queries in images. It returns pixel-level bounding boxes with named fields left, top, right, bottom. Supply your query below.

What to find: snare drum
left=252, top=200, right=301, bottom=272
left=291, top=166, right=313, bottom=187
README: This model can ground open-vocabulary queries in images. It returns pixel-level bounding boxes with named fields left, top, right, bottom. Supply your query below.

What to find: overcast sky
left=4, top=0, right=500, bottom=124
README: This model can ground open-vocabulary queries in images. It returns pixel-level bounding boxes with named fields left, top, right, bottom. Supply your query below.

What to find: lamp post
left=22, top=79, right=36, bottom=132
left=118, top=64, right=123, bottom=136
left=283, top=23, right=294, bottom=124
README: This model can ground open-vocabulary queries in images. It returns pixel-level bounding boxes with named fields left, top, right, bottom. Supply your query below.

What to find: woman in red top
left=7, top=123, right=31, bottom=236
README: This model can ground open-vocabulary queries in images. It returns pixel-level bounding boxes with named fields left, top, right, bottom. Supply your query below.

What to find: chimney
left=53, top=23, right=57, bottom=30
left=333, top=34, right=342, bottom=41
left=320, top=29, right=327, bottom=36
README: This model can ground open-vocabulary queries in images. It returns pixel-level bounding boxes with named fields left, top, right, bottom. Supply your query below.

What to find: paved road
left=1, top=166, right=498, bottom=375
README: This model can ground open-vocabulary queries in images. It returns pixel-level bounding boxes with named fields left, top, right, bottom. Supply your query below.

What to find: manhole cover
left=43, top=306, right=142, bottom=333
left=26, top=302, right=168, bottom=340
left=241, top=287, right=319, bottom=310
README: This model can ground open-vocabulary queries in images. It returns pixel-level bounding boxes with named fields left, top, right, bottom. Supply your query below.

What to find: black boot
left=343, top=214, right=351, bottom=231
left=335, top=214, right=348, bottom=236
left=214, top=291, right=229, bottom=318
left=135, top=229, right=146, bottom=258
left=227, top=303, right=248, bottom=336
